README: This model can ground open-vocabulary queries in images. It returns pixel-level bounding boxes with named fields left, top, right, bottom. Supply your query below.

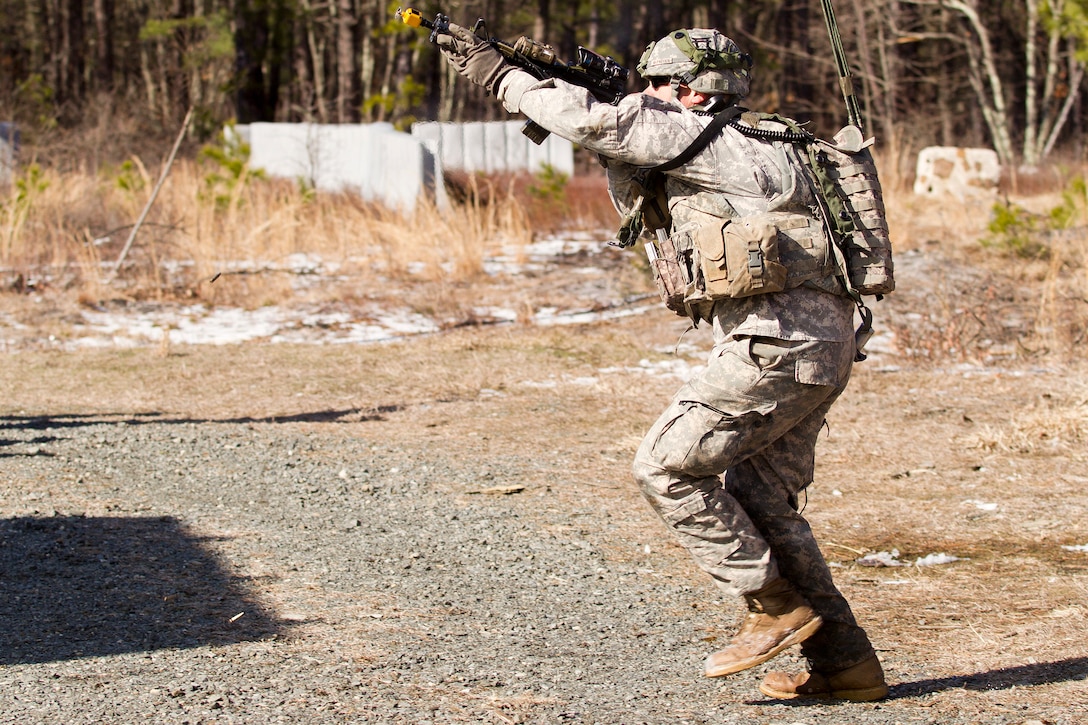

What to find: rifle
left=397, top=7, right=629, bottom=144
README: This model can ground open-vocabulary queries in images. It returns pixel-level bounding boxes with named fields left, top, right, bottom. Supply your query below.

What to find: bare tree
left=903, top=0, right=1086, bottom=167
left=1025, top=0, right=1086, bottom=164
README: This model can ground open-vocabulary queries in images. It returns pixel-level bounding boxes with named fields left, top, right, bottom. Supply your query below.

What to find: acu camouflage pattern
left=812, top=137, right=895, bottom=296
left=636, top=29, right=752, bottom=98
left=498, top=69, right=877, bottom=671
left=632, top=335, right=874, bottom=671
left=500, top=70, right=856, bottom=342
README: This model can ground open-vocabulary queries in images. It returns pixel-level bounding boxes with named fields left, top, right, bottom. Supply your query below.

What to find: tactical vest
left=621, top=111, right=894, bottom=324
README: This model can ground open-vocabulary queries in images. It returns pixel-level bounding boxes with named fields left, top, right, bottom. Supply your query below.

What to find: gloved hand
left=436, top=23, right=513, bottom=95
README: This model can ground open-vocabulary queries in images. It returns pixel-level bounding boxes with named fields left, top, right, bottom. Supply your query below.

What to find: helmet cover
left=637, top=29, right=752, bottom=97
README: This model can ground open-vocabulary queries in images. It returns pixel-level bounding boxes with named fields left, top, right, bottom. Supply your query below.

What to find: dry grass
left=968, top=389, right=1088, bottom=455
left=4, top=141, right=1088, bottom=359
left=0, top=159, right=577, bottom=306
left=877, top=165, right=1088, bottom=361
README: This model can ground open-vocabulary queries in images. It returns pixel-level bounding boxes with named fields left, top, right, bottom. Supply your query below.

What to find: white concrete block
left=411, top=121, right=441, bottom=144
left=247, top=123, right=335, bottom=189
left=526, top=132, right=552, bottom=173
left=439, top=123, right=465, bottom=172
left=412, top=120, right=575, bottom=177
left=462, top=122, right=487, bottom=174
left=504, top=122, right=529, bottom=172
left=1, top=123, right=18, bottom=186
left=245, top=122, right=446, bottom=211
left=483, top=122, right=509, bottom=173
left=914, top=146, right=1001, bottom=198
left=371, top=124, right=428, bottom=210
left=412, top=131, right=449, bottom=210
left=544, top=133, right=575, bottom=177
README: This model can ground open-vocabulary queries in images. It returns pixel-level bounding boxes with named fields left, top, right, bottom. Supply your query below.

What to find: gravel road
left=4, top=384, right=1084, bottom=724
left=1, top=410, right=780, bottom=724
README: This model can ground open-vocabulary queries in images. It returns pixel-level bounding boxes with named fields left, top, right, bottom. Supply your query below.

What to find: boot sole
left=758, top=682, right=890, bottom=702
left=704, top=616, right=823, bottom=678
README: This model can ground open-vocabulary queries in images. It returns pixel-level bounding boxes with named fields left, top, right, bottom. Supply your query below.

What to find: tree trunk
left=374, top=33, right=395, bottom=122
left=1024, top=0, right=1085, bottom=166
left=302, top=0, right=329, bottom=123
left=872, top=0, right=901, bottom=140
left=140, top=37, right=157, bottom=115
left=940, top=0, right=1015, bottom=164
left=534, top=0, right=549, bottom=41
left=92, top=0, right=113, bottom=90
left=335, top=0, right=356, bottom=123
left=1023, top=0, right=1041, bottom=165
left=234, top=1, right=272, bottom=123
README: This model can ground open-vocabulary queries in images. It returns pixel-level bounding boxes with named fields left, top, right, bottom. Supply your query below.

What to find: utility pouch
left=646, top=231, right=692, bottom=314
left=693, top=217, right=787, bottom=299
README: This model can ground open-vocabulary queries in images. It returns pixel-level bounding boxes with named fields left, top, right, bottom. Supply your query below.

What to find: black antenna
left=820, top=0, right=864, bottom=130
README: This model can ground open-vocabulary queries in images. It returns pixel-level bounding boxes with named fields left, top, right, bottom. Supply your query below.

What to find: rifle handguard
left=399, top=7, right=630, bottom=143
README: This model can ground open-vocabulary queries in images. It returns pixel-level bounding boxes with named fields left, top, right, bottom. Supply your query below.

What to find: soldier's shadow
left=0, top=515, right=285, bottom=665
left=757, top=656, right=1088, bottom=704
left=887, top=657, right=1088, bottom=698
left=0, top=409, right=398, bottom=457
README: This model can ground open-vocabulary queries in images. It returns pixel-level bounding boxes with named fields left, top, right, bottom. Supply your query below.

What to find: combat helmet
left=637, top=29, right=752, bottom=97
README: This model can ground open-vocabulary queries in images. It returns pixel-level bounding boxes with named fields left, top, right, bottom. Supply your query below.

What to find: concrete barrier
left=221, top=120, right=575, bottom=209
left=411, top=121, right=575, bottom=177
left=238, top=123, right=448, bottom=211
left=914, top=146, right=1001, bottom=199
left=0, top=123, right=18, bottom=186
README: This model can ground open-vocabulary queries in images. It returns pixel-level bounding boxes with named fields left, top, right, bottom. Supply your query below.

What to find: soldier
left=437, top=24, right=889, bottom=701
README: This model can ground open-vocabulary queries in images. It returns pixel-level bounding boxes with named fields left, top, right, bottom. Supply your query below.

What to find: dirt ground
left=2, top=211, right=1088, bottom=722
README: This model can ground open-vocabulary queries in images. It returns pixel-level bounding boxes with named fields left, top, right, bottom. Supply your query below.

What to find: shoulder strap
left=649, top=105, right=743, bottom=173
left=611, top=105, right=743, bottom=248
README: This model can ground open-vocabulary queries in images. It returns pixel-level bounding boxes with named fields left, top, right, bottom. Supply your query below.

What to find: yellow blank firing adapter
left=397, top=7, right=425, bottom=27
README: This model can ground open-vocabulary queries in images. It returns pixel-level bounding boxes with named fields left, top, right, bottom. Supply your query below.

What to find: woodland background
left=3, top=0, right=1088, bottom=172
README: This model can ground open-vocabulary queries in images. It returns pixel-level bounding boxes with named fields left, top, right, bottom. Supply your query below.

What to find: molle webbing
left=811, top=140, right=894, bottom=297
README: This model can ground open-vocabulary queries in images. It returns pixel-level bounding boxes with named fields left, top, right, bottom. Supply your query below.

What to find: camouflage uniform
left=497, top=70, right=877, bottom=672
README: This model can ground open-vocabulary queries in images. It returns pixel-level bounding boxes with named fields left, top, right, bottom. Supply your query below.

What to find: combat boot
left=704, top=578, right=822, bottom=677
left=759, top=654, right=888, bottom=701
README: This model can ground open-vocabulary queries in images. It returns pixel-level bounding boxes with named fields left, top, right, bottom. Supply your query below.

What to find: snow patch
left=914, top=553, right=967, bottom=567
left=856, top=549, right=967, bottom=567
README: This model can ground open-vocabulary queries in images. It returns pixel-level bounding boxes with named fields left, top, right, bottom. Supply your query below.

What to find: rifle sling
left=650, top=105, right=743, bottom=173
left=634, top=106, right=743, bottom=233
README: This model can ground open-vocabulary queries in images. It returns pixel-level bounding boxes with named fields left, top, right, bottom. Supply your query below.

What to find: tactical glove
left=436, top=24, right=513, bottom=95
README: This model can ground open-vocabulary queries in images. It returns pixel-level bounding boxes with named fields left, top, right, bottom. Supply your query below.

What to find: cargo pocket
left=658, top=490, right=744, bottom=560
left=652, top=401, right=767, bottom=478
left=794, top=340, right=852, bottom=387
